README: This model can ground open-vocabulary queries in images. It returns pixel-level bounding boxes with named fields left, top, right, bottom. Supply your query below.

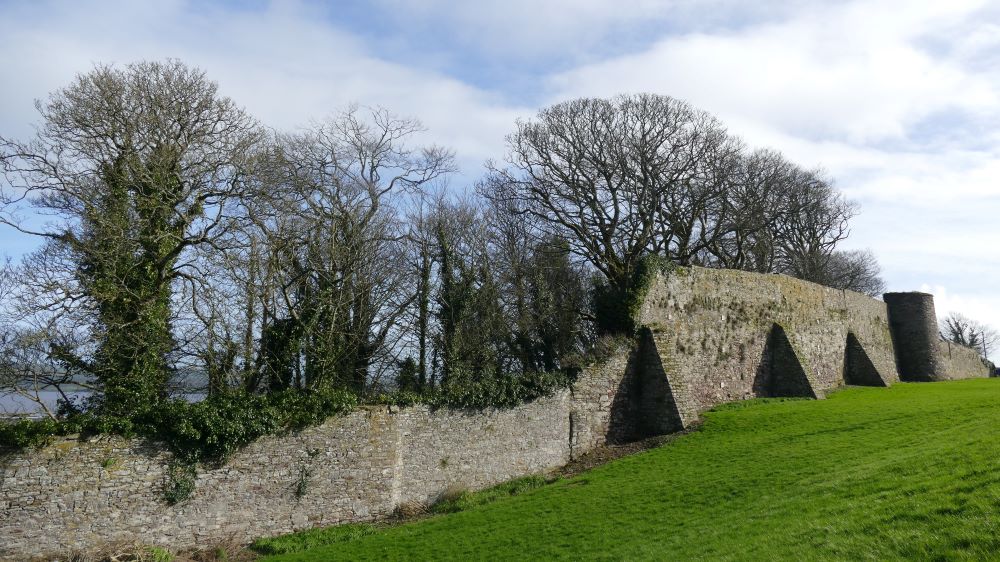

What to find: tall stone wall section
left=568, top=341, right=641, bottom=455
left=636, top=267, right=901, bottom=428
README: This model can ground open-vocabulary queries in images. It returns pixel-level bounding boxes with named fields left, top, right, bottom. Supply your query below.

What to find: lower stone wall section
left=0, top=380, right=629, bottom=560
left=394, top=395, right=572, bottom=506
left=937, top=340, right=991, bottom=380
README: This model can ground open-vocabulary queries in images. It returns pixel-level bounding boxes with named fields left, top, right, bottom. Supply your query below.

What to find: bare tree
left=0, top=252, right=98, bottom=418
left=775, top=170, right=857, bottom=282
left=482, top=94, right=743, bottom=331
left=483, top=95, right=699, bottom=295
left=482, top=195, right=590, bottom=374
left=813, top=249, right=885, bottom=296
left=403, top=190, right=448, bottom=389
left=197, top=107, right=454, bottom=394
left=708, top=149, right=794, bottom=272
left=653, top=114, right=743, bottom=266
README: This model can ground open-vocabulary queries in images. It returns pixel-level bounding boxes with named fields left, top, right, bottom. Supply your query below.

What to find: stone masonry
left=0, top=351, right=638, bottom=560
left=633, top=267, right=988, bottom=429
left=1, top=395, right=574, bottom=558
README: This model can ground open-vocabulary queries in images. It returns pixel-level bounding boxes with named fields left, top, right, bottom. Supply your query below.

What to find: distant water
left=0, top=390, right=205, bottom=419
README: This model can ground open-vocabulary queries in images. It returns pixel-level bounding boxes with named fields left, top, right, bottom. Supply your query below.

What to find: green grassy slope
left=263, top=379, right=1000, bottom=561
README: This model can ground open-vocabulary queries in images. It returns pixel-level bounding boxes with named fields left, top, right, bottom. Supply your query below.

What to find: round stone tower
left=883, top=291, right=943, bottom=381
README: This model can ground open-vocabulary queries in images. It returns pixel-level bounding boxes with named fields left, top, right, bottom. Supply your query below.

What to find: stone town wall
left=636, top=267, right=901, bottom=428
left=1, top=266, right=989, bottom=559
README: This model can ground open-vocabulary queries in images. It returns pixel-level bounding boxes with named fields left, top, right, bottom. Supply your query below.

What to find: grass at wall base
left=258, top=379, right=1000, bottom=560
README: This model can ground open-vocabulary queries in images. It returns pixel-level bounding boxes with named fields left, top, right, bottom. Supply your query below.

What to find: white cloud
left=0, top=0, right=526, bottom=179
left=547, top=0, right=997, bottom=144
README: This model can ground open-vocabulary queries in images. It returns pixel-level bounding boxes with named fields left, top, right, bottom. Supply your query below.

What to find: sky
left=1, top=0, right=999, bottom=350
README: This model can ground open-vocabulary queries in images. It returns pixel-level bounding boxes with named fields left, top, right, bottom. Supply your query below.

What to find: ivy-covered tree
left=0, top=60, right=261, bottom=416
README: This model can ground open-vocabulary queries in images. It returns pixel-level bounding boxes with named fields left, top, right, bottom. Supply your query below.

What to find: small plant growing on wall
left=292, top=448, right=322, bottom=500
left=163, top=461, right=197, bottom=505
left=294, top=465, right=313, bottom=500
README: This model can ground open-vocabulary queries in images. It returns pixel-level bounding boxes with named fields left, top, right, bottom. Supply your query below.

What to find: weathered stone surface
left=885, top=291, right=943, bottom=381
left=844, top=332, right=889, bottom=387
left=0, top=395, right=588, bottom=560
left=569, top=342, right=640, bottom=455
left=937, top=340, right=991, bottom=380
left=635, top=267, right=902, bottom=427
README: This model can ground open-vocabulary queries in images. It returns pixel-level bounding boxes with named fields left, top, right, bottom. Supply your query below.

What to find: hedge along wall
left=0, top=346, right=638, bottom=559
left=635, top=266, right=903, bottom=430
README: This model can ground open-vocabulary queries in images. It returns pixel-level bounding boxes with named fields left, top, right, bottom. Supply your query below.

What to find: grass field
left=257, top=379, right=1000, bottom=561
